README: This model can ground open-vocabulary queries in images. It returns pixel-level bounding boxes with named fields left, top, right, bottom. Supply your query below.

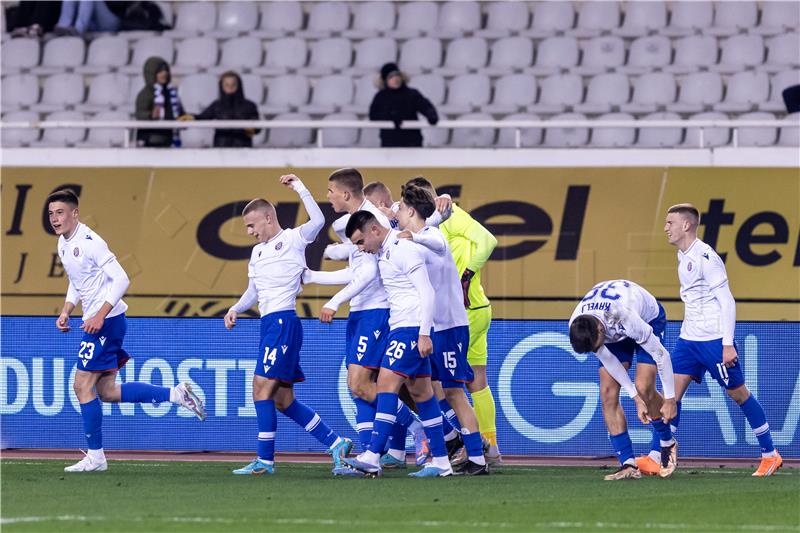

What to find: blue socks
left=353, top=397, right=376, bottom=451
left=741, top=395, right=775, bottom=455
left=609, top=431, right=635, bottom=466
left=462, top=431, right=483, bottom=461
left=368, top=392, right=398, bottom=455
left=417, top=397, right=447, bottom=459
left=395, top=401, right=416, bottom=429
left=120, top=382, right=170, bottom=404
left=282, top=399, right=339, bottom=449
left=386, top=420, right=407, bottom=453
left=79, top=398, right=103, bottom=450
left=439, top=398, right=461, bottom=433
left=649, top=418, right=675, bottom=454
left=255, top=399, right=276, bottom=462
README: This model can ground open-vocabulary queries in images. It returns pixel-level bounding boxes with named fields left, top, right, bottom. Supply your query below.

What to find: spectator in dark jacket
left=180, top=71, right=261, bottom=148
left=369, top=62, right=438, bottom=147
left=135, top=56, right=187, bottom=147
left=8, top=1, right=62, bottom=38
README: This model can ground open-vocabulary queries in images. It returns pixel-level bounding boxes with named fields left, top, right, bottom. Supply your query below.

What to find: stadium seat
left=399, top=37, right=443, bottom=74
left=32, top=73, right=85, bottom=113
left=753, top=1, right=800, bottom=36
left=476, top=2, right=530, bottom=38
left=240, top=74, right=265, bottom=105
left=589, top=112, right=636, bottom=148
left=528, top=36, right=579, bottom=76
left=663, top=1, right=713, bottom=37
left=408, top=73, right=446, bottom=106
left=484, top=36, right=534, bottom=76
left=760, top=70, right=800, bottom=112
left=711, top=34, right=765, bottom=74
left=574, top=73, right=630, bottom=114
left=33, top=36, right=85, bottom=75
left=344, top=2, right=397, bottom=39
left=299, top=75, right=354, bottom=115
left=620, top=73, right=677, bottom=114
left=737, top=111, right=778, bottom=146
left=254, top=2, right=303, bottom=39
left=172, top=37, right=219, bottom=75
left=440, top=37, right=488, bottom=76
left=706, top=1, right=758, bottom=37
left=636, top=112, right=683, bottom=147
left=436, top=1, right=481, bottom=39
left=76, top=36, right=129, bottom=75
left=168, top=1, right=216, bottom=37
left=181, top=124, right=215, bottom=147
left=261, top=75, right=311, bottom=115
left=613, top=1, right=667, bottom=38
left=683, top=111, right=731, bottom=148
left=484, top=74, right=537, bottom=114
left=439, top=73, right=491, bottom=115
left=1, top=74, right=39, bottom=112
left=524, top=1, right=575, bottom=38
left=358, top=125, right=381, bottom=147
left=761, top=33, right=800, bottom=73
left=495, top=112, right=543, bottom=147
left=778, top=113, right=800, bottom=146
left=210, top=36, right=263, bottom=75
left=664, top=35, right=719, bottom=74
left=120, top=36, right=174, bottom=75
left=713, top=71, right=770, bottom=113
left=265, top=112, right=314, bottom=147
left=1, top=39, right=40, bottom=74
left=619, top=35, right=671, bottom=75
left=79, top=110, right=131, bottom=148
left=37, top=110, right=86, bottom=147
left=347, top=37, right=398, bottom=76
left=574, top=36, right=625, bottom=76
left=422, top=115, right=450, bottom=147
left=77, top=73, right=130, bottom=113
left=210, top=1, right=258, bottom=38
left=300, top=37, right=353, bottom=76
left=390, top=1, right=438, bottom=38
left=543, top=112, right=589, bottom=147
left=1, top=110, right=41, bottom=146
left=255, top=38, right=308, bottom=76
left=568, top=1, right=621, bottom=38
left=297, top=2, right=351, bottom=39
left=342, top=74, right=378, bottom=114
left=527, top=73, right=583, bottom=114
left=178, top=73, right=217, bottom=114
left=667, top=72, right=724, bottom=113
left=320, top=112, right=360, bottom=147
left=451, top=112, right=496, bottom=147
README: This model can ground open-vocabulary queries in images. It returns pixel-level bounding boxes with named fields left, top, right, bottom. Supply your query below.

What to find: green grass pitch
left=1, top=460, right=798, bottom=532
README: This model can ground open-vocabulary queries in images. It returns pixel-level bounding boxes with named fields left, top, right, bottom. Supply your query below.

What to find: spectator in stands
left=179, top=71, right=261, bottom=148
left=369, top=62, right=439, bottom=147
left=135, top=56, right=187, bottom=148
left=53, top=1, right=126, bottom=36
left=8, top=1, right=62, bottom=38
left=783, top=85, right=800, bottom=114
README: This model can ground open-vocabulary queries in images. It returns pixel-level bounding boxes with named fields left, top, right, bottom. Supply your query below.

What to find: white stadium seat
left=181, top=124, right=215, bottom=147
left=297, top=2, right=351, bottom=38
left=754, top=2, right=800, bottom=36
left=408, top=73, right=446, bottom=106
left=399, top=37, right=443, bottom=74
left=79, top=110, right=131, bottom=148
left=265, top=112, right=314, bottom=147
left=485, top=36, right=534, bottom=76
left=342, top=75, right=378, bottom=114
left=32, top=73, right=85, bottom=113
left=778, top=113, right=800, bottom=147
left=33, top=36, right=85, bottom=75
left=1, top=74, right=40, bottom=111
left=761, top=33, right=800, bottom=74
left=495, top=112, right=543, bottom=147
left=485, top=74, right=537, bottom=114
left=683, top=111, right=730, bottom=148
left=619, top=35, right=671, bottom=75
left=77, top=73, right=130, bottom=113
left=211, top=1, right=258, bottom=38
left=737, top=111, right=777, bottom=147
left=37, top=110, right=86, bottom=147
left=320, top=112, right=360, bottom=147
left=440, top=37, right=488, bottom=76
left=706, top=1, right=758, bottom=37
left=261, top=75, right=311, bottom=115
left=347, top=37, right=398, bottom=76
left=528, top=73, right=583, bottom=114
left=711, top=34, right=765, bottom=74
left=664, top=35, right=718, bottom=74
left=589, top=112, right=636, bottom=148
left=76, top=36, right=129, bottom=75
left=575, top=73, right=631, bottom=114
left=299, top=38, right=352, bottom=76
left=120, top=36, right=174, bottom=75
left=436, top=1, right=481, bottom=39
left=620, top=72, right=677, bottom=114
left=613, top=1, right=667, bottom=38
left=760, top=70, right=800, bottom=112
left=663, top=1, right=713, bottom=37
left=422, top=115, right=450, bottom=147
left=528, top=36, right=579, bottom=76
left=667, top=72, right=724, bottom=114
left=636, top=112, right=683, bottom=148
left=168, top=1, right=216, bottom=37
left=476, top=2, right=531, bottom=38
left=172, top=37, right=218, bottom=75
left=255, top=38, right=307, bottom=76
left=451, top=112, right=496, bottom=148
left=254, top=2, right=303, bottom=38
left=1, top=110, right=41, bottom=146
left=439, top=73, right=491, bottom=115
left=568, top=1, right=621, bottom=38
left=344, top=2, right=397, bottom=39
left=240, top=74, right=264, bottom=105
left=210, top=36, right=263, bottom=75
left=390, top=1, right=438, bottom=38
left=299, top=75, right=354, bottom=115
left=1, top=39, right=40, bottom=74
left=178, top=73, right=218, bottom=114
left=713, top=71, right=770, bottom=113
left=524, top=1, right=575, bottom=38
left=575, top=36, right=625, bottom=76
left=543, top=112, right=589, bottom=147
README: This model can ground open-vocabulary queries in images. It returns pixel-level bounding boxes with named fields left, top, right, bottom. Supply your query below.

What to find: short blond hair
left=667, top=203, right=700, bottom=226
left=242, top=198, right=275, bottom=217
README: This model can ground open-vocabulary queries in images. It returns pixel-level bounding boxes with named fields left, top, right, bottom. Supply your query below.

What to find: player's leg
left=444, top=385, right=488, bottom=475
left=599, top=364, right=639, bottom=480
left=465, top=306, right=499, bottom=462
left=233, top=375, right=281, bottom=475
left=65, top=369, right=107, bottom=472
left=348, top=364, right=378, bottom=451
left=431, top=380, right=463, bottom=462
left=406, top=377, right=453, bottom=477
left=634, top=362, right=677, bottom=477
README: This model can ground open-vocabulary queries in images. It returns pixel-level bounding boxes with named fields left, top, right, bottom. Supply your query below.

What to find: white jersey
left=413, top=226, right=468, bottom=331
left=677, top=239, right=730, bottom=341
left=569, top=279, right=660, bottom=345
left=58, top=223, right=128, bottom=321
left=248, top=227, right=310, bottom=316
left=377, top=230, right=428, bottom=330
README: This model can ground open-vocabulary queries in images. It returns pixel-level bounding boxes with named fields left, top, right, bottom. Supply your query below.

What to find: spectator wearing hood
left=135, top=56, right=187, bottom=147
left=179, top=71, right=261, bottom=148
left=368, top=62, right=439, bottom=147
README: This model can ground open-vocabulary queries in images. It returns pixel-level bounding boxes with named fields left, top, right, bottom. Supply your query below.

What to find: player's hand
left=56, top=313, right=71, bottom=332
left=660, top=398, right=677, bottom=424
left=397, top=231, right=413, bottom=240
left=417, top=335, right=433, bottom=357
left=177, top=114, right=194, bottom=121
left=634, top=395, right=650, bottom=425
left=279, top=174, right=307, bottom=193
left=81, top=314, right=104, bottom=335
left=460, top=269, right=474, bottom=308
left=435, top=195, right=452, bottom=214
left=224, top=309, right=238, bottom=330
left=378, top=206, right=394, bottom=220
left=722, top=345, right=738, bottom=368
left=320, top=307, right=336, bottom=324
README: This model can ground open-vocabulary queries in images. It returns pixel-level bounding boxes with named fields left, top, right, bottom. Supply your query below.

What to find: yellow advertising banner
left=2, top=167, right=798, bottom=320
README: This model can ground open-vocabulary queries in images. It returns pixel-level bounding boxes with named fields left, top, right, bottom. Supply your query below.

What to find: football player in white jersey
left=301, top=168, right=429, bottom=470
left=396, top=184, right=488, bottom=475
left=363, top=180, right=453, bottom=230
left=569, top=280, right=678, bottom=480
left=664, top=204, right=781, bottom=476
left=48, top=189, right=206, bottom=473
left=342, top=210, right=454, bottom=477
left=224, top=175, right=352, bottom=476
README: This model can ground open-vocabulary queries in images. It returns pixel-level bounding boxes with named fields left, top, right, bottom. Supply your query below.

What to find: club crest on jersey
left=275, top=241, right=283, bottom=251
left=73, top=246, right=81, bottom=257
left=687, top=261, right=693, bottom=272
left=385, top=250, right=390, bottom=260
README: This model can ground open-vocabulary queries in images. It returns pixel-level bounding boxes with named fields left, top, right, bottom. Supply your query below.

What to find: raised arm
left=280, top=174, right=325, bottom=243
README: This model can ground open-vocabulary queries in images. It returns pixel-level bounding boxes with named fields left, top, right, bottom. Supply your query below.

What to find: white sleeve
left=711, top=282, right=737, bottom=346
left=595, top=346, right=639, bottom=399
left=304, top=268, right=353, bottom=286
left=324, top=243, right=353, bottom=261
left=325, top=253, right=379, bottom=311
left=295, top=186, right=325, bottom=243
left=638, top=334, right=676, bottom=400
left=403, top=247, right=434, bottom=335
left=100, top=258, right=130, bottom=307
left=66, top=281, right=79, bottom=306
left=411, top=228, right=447, bottom=254
left=703, top=250, right=729, bottom=291
left=231, top=278, right=258, bottom=313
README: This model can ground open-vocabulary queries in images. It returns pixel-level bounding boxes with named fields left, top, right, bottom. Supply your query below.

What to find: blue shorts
left=671, top=337, right=745, bottom=390
left=431, top=326, right=474, bottom=388
left=78, top=313, right=130, bottom=372
left=256, top=310, right=305, bottom=384
left=346, top=308, right=390, bottom=369
left=599, top=302, right=666, bottom=369
left=380, top=327, right=432, bottom=379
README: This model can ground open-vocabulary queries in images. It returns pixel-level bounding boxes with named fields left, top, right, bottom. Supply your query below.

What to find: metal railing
left=1, top=118, right=796, bottom=148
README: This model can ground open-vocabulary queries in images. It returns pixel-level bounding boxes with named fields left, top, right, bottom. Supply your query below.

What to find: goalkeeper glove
left=460, top=269, right=475, bottom=308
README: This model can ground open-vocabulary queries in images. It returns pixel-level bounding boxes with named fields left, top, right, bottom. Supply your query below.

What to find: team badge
left=385, top=250, right=390, bottom=260
left=73, top=247, right=81, bottom=257
left=275, top=242, right=283, bottom=250
left=687, top=262, right=693, bottom=272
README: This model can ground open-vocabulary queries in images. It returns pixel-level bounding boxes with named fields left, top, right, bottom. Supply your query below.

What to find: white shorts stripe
left=375, top=413, right=397, bottom=424
left=304, top=414, right=321, bottom=432
left=257, top=432, right=276, bottom=440
left=422, top=416, right=443, bottom=428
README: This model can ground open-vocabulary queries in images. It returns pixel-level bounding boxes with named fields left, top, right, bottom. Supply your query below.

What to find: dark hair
left=329, top=168, right=364, bottom=195
left=405, top=176, right=435, bottom=195
left=569, top=316, right=600, bottom=354
left=400, top=184, right=435, bottom=220
left=47, top=189, right=80, bottom=208
left=345, top=210, right=377, bottom=239
left=667, top=203, right=700, bottom=225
